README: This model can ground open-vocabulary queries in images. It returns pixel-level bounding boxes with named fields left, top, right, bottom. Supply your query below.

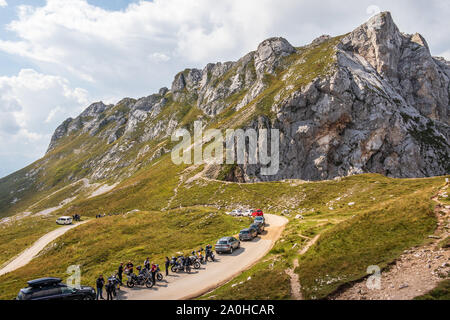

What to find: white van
left=56, top=216, right=73, bottom=225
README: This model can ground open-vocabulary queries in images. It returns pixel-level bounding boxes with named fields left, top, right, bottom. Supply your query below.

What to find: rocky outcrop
left=45, top=11, right=449, bottom=184
left=235, top=12, right=449, bottom=181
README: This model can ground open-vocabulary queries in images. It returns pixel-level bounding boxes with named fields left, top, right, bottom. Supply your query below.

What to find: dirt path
left=333, top=183, right=450, bottom=300
left=119, top=214, right=288, bottom=300
left=0, top=221, right=89, bottom=276
left=285, top=234, right=322, bottom=300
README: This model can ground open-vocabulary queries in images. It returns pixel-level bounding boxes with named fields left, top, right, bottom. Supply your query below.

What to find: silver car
left=215, top=237, right=241, bottom=254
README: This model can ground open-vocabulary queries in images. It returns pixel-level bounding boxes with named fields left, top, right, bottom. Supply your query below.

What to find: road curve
left=120, top=214, right=288, bottom=300
left=0, top=221, right=89, bottom=276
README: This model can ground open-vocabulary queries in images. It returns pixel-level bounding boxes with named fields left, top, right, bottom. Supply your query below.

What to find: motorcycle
left=170, top=257, right=191, bottom=273
left=189, top=256, right=201, bottom=269
left=126, top=272, right=154, bottom=288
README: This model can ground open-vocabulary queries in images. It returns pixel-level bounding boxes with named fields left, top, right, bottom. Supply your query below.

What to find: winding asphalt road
left=0, top=221, right=89, bottom=276
left=120, top=214, right=288, bottom=300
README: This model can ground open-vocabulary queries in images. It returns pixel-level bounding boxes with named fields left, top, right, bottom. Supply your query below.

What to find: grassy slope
left=0, top=161, right=446, bottom=300
left=0, top=216, right=59, bottom=266
left=200, top=175, right=446, bottom=300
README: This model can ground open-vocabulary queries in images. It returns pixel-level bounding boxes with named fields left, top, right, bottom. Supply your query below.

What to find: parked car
left=16, top=278, right=96, bottom=300
left=228, top=209, right=243, bottom=216
left=254, top=216, right=266, bottom=226
left=252, top=209, right=264, bottom=217
left=249, top=222, right=264, bottom=234
left=243, top=209, right=253, bottom=217
left=215, top=237, right=240, bottom=254
left=56, top=216, right=73, bottom=225
left=239, top=228, right=258, bottom=241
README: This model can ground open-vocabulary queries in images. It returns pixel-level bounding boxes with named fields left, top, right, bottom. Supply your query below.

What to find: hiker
left=150, top=263, right=157, bottom=284
left=165, top=257, right=170, bottom=276
left=144, top=257, right=150, bottom=270
left=105, top=279, right=114, bottom=300
left=117, top=263, right=124, bottom=285
left=96, top=275, right=105, bottom=300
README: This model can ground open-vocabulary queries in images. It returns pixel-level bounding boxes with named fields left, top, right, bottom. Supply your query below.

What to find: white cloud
left=0, top=69, right=89, bottom=176
left=0, top=1, right=7, bottom=8
left=0, top=0, right=449, bottom=101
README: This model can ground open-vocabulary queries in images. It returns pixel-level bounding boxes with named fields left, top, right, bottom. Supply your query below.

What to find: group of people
left=94, top=245, right=216, bottom=300
left=95, top=259, right=165, bottom=300
left=72, top=214, right=81, bottom=222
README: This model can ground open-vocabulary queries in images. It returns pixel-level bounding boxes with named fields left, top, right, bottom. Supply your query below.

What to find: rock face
left=239, top=12, right=449, bottom=181
left=32, top=12, right=450, bottom=183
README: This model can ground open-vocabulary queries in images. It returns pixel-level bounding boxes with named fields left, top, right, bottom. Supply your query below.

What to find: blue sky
left=0, top=0, right=449, bottom=178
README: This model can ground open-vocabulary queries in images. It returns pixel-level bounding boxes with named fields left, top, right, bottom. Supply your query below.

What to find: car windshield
left=240, top=230, right=249, bottom=234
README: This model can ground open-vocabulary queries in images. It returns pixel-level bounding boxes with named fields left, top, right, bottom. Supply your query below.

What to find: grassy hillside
left=0, top=169, right=446, bottom=300
left=200, top=175, right=446, bottom=300
left=0, top=216, right=60, bottom=266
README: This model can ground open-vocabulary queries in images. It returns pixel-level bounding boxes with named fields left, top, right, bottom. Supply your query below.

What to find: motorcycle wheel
left=171, top=265, right=177, bottom=273
left=157, top=273, right=163, bottom=281
left=194, top=261, right=201, bottom=269
left=126, top=280, right=134, bottom=288
left=145, top=280, right=154, bottom=288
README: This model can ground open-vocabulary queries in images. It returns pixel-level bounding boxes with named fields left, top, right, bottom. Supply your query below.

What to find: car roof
left=240, top=228, right=250, bottom=232
left=58, top=216, right=72, bottom=219
left=27, top=277, right=62, bottom=288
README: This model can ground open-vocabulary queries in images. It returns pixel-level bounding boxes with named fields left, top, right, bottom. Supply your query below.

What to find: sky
left=0, top=0, right=449, bottom=178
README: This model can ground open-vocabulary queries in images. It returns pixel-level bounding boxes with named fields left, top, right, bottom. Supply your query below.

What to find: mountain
left=0, top=12, right=449, bottom=218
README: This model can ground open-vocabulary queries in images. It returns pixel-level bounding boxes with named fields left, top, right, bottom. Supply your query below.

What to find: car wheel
left=230, top=247, right=233, bottom=254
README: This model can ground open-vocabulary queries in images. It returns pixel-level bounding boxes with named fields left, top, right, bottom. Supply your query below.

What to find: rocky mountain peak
left=340, top=11, right=403, bottom=79
left=254, top=37, right=296, bottom=76
left=80, top=101, right=110, bottom=118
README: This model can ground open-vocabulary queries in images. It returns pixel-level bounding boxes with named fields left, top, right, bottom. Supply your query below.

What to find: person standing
left=165, top=257, right=170, bottom=276
left=117, top=263, right=124, bottom=285
left=144, top=257, right=150, bottom=270
left=96, top=275, right=105, bottom=300
left=125, top=261, right=134, bottom=275
left=150, top=263, right=157, bottom=284
left=105, top=280, right=114, bottom=300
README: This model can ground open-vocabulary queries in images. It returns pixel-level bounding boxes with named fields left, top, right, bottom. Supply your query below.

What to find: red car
left=252, top=209, right=264, bottom=217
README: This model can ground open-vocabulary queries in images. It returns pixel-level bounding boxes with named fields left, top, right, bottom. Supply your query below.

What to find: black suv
left=249, top=223, right=264, bottom=234
left=239, top=228, right=258, bottom=241
left=16, top=278, right=96, bottom=300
